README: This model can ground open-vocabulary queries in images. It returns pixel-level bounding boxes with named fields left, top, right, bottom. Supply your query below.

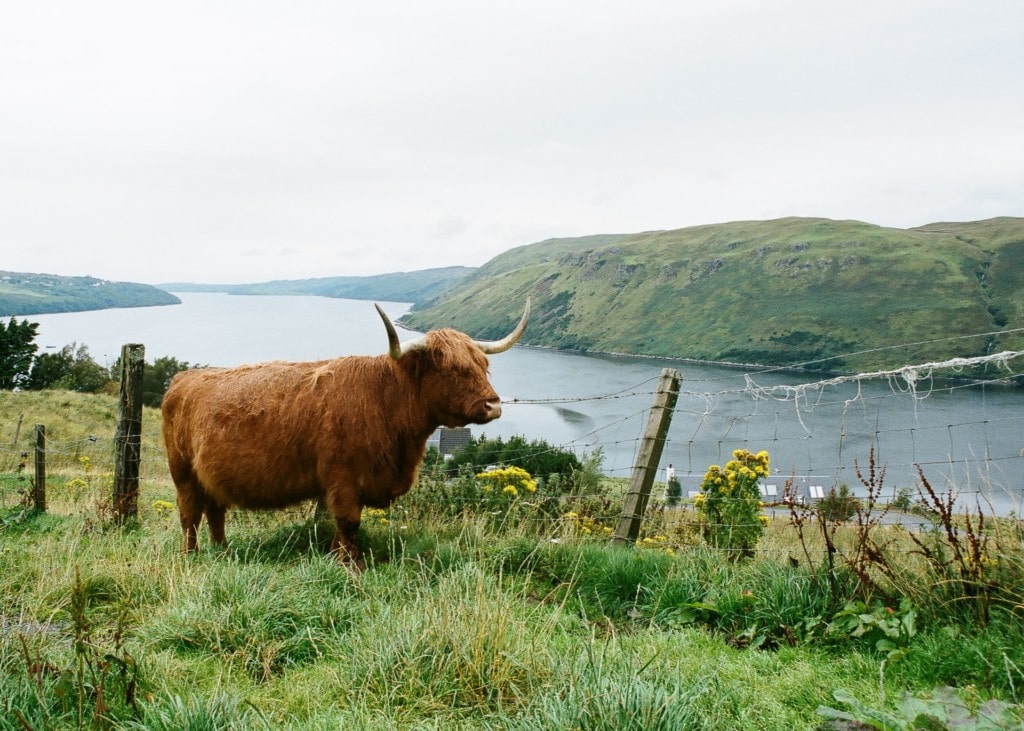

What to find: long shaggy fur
left=161, top=328, right=505, bottom=565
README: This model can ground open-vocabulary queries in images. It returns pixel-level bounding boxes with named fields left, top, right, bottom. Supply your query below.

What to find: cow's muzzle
left=481, top=399, right=502, bottom=422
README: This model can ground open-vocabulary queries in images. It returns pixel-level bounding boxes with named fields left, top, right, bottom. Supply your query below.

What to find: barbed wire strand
left=3, top=335, right=1023, bottom=519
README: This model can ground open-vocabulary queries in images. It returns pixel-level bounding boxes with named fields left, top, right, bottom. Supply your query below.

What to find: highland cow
left=161, top=301, right=529, bottom=567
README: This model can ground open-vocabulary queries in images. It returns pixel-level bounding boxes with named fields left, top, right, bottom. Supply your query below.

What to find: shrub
left=440, top=435, right=584, bottom=487
left=818, top=483, right=860, bottom=522
left=695, top=449, right=770, bottom=559
left=666, top=476, right=682, bottom=506
left=890, top=486, right=915, bottom=511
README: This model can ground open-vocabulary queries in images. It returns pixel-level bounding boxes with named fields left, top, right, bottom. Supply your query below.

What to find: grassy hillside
left=160, top=266, right=474, bottom=303
left=402, top=217, right=1024, bottom=373
left=3, top=389, right=1024, bottom=729
left=0, top=272, right=180, bottom=317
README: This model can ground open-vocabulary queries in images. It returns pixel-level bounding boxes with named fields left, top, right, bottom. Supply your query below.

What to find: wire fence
left=505, top=349, right=1024, bottom=520
left=2, top=346, right=1022, bottom=530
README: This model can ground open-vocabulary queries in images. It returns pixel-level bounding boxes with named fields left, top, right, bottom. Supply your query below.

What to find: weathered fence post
left=113, top=343, right=145, bottom=522
left=33, top=424, right=46, bottom=512
left=612, top=368, right=681, bottom=546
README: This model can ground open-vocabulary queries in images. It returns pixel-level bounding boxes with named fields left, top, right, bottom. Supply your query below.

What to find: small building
left=436, top=427, right=472, bottom=458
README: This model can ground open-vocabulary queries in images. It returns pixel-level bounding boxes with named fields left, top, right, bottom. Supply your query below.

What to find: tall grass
left=3, top=389, right=1024, bottom=728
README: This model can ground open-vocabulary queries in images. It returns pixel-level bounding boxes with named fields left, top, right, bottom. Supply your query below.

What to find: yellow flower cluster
left=476, top=466, right=538, bottom=496
left=696, top=448, right=771, bottom=556
left=151, top=499, right=176, bottom=514
left=965, top=554, right=999, bottom=575
left=701, top=450, right=770, bottom=496
left=363, top=507, right=389, bottom=524
left=562, top=511, right=613, bottom=538
left=638, top=533, right=675, bottom=556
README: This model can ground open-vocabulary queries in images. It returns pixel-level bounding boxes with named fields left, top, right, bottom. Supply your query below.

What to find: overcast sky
left=2, top=1, right=1021, bottom=285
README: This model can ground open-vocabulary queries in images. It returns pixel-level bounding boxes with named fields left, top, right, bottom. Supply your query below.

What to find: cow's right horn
left=474, top=298, right=530, bottom=354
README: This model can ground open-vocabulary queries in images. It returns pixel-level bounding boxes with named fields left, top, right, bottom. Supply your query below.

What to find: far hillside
left=0, top=271, right=180, bottom=317
left=402, top=217, right=1024, bottom=373
left=160, top=266, right=474, bottom=303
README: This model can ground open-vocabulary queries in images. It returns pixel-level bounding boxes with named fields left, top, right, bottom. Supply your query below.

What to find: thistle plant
left=695, top=449, right=770, bottom=558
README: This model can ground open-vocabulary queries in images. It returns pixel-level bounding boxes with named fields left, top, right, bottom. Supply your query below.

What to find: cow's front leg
left=330, top=515, right=365, bottom=570
left=324, top=490, right=365, bottom=569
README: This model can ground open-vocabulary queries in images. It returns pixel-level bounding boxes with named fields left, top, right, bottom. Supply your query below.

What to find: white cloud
left=1, top=0, right=1021, bottom=284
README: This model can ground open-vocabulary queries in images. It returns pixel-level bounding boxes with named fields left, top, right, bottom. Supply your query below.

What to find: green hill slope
left=160, top=266, right=474, bottom=303
left=0, top=272, right=180, bottom=316
left=402, top=217, right=1024, bottom=372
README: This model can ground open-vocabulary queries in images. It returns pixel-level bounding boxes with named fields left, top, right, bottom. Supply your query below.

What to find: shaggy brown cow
left=161, top=300, right=529, bottom=567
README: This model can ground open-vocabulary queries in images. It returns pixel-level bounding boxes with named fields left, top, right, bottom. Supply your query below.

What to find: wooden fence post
left=113, top=343, right=145, bottom=522
left=33, top=424, right=46, bottom=512
left=612, top=368, right=681, bottom=546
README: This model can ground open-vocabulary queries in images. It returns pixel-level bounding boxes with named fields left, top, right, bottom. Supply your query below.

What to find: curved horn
left=475, top=298, right=531, bottom=354
left=375, top=304, right=428, bottom=359
left=377, top=299, right=530, bottom=359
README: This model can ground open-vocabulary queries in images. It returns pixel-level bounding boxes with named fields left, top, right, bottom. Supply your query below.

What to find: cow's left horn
left=377, top=304, right=411, bottom=359
left=475, top=298, right=530, bottom=354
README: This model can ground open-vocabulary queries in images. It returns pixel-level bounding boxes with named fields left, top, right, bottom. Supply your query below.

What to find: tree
left=109, top=353, right=195, bottom=407
left=63, top=345, right=111, bottom=393
left=26, top=347, right=75, bottom=390
left=141, top=356, right=194, bottom=407
left=27, top=343, right=111, bottom=393
left=0, top=318, right=39, bottom=389
left=666, top=475, right=682, bottom=506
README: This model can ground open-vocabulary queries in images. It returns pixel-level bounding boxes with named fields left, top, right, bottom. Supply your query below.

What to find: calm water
left=28, top=293, right=1024, bottom=515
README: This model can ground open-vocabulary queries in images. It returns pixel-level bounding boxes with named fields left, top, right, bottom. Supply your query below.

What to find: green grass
left=4, top=493, right=1024, bottom=729
left=3, top=389, right=1024, bottom=729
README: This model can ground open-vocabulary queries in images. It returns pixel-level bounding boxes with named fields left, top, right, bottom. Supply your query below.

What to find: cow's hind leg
left=206, top=500, right=228, bottom=548
left=175, top=478, right=205, bottom=553
left=167, top=449, right=207, bottom=554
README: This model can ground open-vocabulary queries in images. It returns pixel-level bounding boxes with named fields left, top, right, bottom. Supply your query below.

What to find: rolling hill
left=159, top=266, right=474, bottom=303
left=401, top=217, right=1024, bottom=373
left=0, top=271, right=180, bottom=317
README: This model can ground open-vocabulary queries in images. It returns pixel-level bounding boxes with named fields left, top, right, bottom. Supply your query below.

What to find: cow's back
left=161, top=362, right=337, bottom=508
